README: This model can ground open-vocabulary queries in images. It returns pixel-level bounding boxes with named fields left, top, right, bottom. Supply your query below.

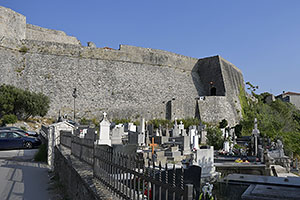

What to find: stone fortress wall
left=0, top=6, right=244, bottom=126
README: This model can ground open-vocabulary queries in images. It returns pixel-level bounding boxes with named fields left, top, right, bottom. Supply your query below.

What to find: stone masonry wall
left=26, top=24, right=81, bottom=45
left=0, top=40, right=200, bottom=120
left=0, top=6, right=26, bottom=41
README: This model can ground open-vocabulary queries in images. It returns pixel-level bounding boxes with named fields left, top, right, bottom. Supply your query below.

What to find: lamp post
left=72, top=88, right=77, bottom=121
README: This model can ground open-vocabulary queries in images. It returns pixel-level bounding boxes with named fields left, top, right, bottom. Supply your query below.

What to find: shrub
left=148, top=119, right=172, bottom=129
left=1, top=114, right=17, bottom=126
left=34, top=144, right=47, bottom=162
left=112, top=118, right=131, bottom=125
left=206, top=126, right=224, bottom=150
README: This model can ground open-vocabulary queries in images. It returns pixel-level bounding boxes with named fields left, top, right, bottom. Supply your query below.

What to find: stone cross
left=149, top=137, right=158, bottom=155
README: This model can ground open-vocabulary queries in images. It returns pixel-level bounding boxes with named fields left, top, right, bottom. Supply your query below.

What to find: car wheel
left=24, top=141, right=33, bottom=149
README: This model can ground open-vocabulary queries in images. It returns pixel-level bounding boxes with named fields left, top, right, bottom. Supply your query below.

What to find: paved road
left=0, top=149, right=51, bottom=200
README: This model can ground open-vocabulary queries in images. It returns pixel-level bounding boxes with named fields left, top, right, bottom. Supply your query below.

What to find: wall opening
left=210, top=87, right=217, bottom=96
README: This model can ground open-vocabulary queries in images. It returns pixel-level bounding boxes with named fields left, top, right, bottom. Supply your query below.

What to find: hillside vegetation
left=239, top=84, right=300, bottom=156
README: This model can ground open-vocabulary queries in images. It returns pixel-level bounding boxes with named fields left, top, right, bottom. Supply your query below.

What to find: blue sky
left=2, top=1, right=300, bottom=95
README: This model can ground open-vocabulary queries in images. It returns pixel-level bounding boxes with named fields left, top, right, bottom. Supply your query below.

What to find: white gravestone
left=178, top=121, right=185, bottom=136
left=111, top=124, right=123, bottom=145
left=194, top=146, right=217, bottom=179
left=223, top=141, right=230, bottom=152
left=98, top=112, right=111, bottom=146
left=128, top=123, right=137, bottom=132
left=192, top=134, right=200, bottom=150
left=189, top=126, right=197, bottom=145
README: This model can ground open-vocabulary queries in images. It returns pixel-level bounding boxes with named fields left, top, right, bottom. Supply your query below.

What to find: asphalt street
left=0, top=149, right=51, bottom=200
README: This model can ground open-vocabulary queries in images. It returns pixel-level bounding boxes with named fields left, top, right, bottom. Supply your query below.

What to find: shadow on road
left=0, top=154, right=50, bottom=200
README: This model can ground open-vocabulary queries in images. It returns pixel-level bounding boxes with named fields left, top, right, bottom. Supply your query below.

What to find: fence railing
left=60, top=135, right=194, bottom=200
left=60, top=131, right=72, bottom=148
left=94, top=145, right=193, bottom=200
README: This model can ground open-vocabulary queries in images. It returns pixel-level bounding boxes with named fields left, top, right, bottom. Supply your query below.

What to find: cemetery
left=40, top=112, right=300, bottom=200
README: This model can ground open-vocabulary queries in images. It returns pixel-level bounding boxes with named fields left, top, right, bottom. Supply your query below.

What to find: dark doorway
left=210, top=87, right=216, bottom=96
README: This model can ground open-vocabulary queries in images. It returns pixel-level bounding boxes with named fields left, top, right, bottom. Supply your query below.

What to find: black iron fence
left=59, top=135, right=195, bottom=200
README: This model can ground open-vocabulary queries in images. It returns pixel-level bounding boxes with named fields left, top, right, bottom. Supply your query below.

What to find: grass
left=34, top=144, right=47, bottom=162
left=19, top=46, right=29, bottom=53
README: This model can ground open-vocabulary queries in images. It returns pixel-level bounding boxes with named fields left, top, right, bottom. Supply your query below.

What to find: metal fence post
left=184, top=184, right=193, bottom=200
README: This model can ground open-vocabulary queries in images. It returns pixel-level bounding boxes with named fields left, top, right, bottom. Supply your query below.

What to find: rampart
left=0, top=6, right=245, bottom=125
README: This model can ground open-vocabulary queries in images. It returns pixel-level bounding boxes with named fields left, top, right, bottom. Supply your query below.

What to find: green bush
left=0, top=84, right=50, bottom=120
left=34, top=144, right=47, bottom=162
left=1, top=114, right=17, bottom=126
left=219, top=119, right=228, bottom=128
left=206, top=126, right=224, bottom=150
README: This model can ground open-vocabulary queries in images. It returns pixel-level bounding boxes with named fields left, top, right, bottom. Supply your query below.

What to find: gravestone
left=178, top=121, right=186, bottom=136
left=193, top=146, right=217, bottom=179
left=128, top=123, right=136, bottom=132
left=128, top=131, right=137, bottom=144
left=224, top=141, right=230, bottom=152
left=97, top=112, right=111, bottom=146
left=252, top=118, right=260, bottom=157
left=165, top=124, right=170, bottom=137
left=192, top=133, right=200, bottom=150
left=111, top=124, right=123, bottom=145
left=85, top=128, right=96, bottom=140
left=137, top=118, right=146, bottom=146
left=155, top=151, right=167, bottom=165
left=165, top=146, right=182, bottom=162
left=172, top=118, right=180, bottom=137
left=173, top=136, right=191, bottom=155
left=147, top=124, right=154, bottom=137
left=198, top=123, right=207, bottom=144
left=189, top=126, right=199, bottom=149
left=139, top=118, right=145, bottom=134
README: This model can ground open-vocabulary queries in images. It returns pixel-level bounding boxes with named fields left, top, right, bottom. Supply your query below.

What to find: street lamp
left=72, top=88, right=77, bottom=121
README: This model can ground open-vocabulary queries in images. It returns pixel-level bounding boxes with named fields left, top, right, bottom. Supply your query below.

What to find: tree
left=0, top=84, right=50, bottom=120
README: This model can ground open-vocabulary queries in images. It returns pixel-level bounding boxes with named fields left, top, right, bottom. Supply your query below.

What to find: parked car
left=0, top=126, right=38, bottom=137
left=0, top=130, right=41, bottom=149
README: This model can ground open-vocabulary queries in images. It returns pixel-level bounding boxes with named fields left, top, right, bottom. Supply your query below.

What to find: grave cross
left=149, top=137, right=158, bottom=155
